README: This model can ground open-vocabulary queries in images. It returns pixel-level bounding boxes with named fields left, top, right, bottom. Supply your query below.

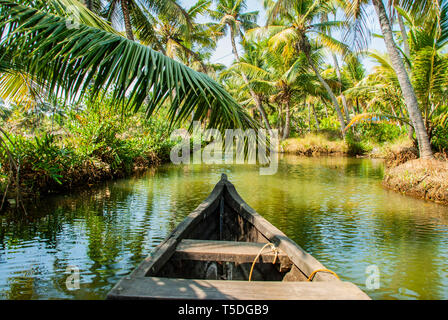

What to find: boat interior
left=148, top=175, right=307, bottom=282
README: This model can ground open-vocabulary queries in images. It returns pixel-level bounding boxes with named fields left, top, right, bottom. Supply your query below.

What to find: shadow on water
left=0, top=154, right=448, bottom=300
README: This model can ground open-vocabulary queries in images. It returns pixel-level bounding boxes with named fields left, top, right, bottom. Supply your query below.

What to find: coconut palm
left=344, top=0, right=434, bottom=158
left=151, top=0, right=218, bottom=73
left=226, top=38, right=336, bottom=139
left=344, top=52, right=410, bottom=130
left=321, top=7, right=351, bottom=124
left=209, top=0, right=273, bottom=132
left=250, top=0, right=350, bottom=135
left=341, top=53, right=366, bottom=115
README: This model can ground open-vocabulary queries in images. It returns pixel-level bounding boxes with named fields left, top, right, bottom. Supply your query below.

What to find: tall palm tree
left=345, top=0, right=434, bottom=158
left=209, top=0, right=273, bottom=132
left=322, top=8, right=351, bottom=123
left=387, top=0, right=412, bottom=72
left=226, top=38, right=335, bottom=139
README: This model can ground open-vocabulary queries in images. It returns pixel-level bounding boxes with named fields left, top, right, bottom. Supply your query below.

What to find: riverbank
left=383, top=158, right=448, bottom=205
left=282, top=133, right=448, bottom=206
left=281, top=133, right=348, bottom=156
left=0, top=136, right=171, bottom=210
left=280, top=132, right=416, bottom=159
left=0, top=104, right=176, bottom=211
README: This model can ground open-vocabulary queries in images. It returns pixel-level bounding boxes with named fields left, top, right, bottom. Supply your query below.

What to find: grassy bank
left=0, top=103, right=176, bottom=208
left=282, top=131, right=448, bottom=206
left=281, top=132, right=348, bottom=156
left=280, top=130, right=415, bottom=158
left=383, top=159, right=448, bottom=205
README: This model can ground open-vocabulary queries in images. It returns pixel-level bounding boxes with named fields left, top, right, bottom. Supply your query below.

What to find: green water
left=1, top=155, right=448, bottom=300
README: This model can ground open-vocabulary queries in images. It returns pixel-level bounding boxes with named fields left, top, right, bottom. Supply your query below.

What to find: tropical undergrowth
left=0, top=98, right=176, bottom=207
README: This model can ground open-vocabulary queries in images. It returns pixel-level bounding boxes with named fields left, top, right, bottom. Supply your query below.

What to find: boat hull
left=107, top=174, right=370, bottom=300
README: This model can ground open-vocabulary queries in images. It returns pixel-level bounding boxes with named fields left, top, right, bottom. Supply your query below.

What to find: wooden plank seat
left=173, top=239, right=292, bottom=269
left=108, top=277, right=371, bottom=300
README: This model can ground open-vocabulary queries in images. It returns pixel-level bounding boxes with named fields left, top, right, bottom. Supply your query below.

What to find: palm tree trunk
left=278, top=102, right=283, bottom=137
left=307, top=103, right=311, bottom=132
left=311, top=103, right=320, bottom=131
left=332, top=53, right=351, bottom=123
left=229, top=25, right=272, bottom=132
left=324, top=14, right=350, bottom=123
left=282, top=101, right=290, bottom=140
left=121, top=0, right=134, bottom=41
left=304, top=51, right=346, bottom=136
left=372, top=0, right=433, bottom=159
left=397, top=13, right=416, bottom=137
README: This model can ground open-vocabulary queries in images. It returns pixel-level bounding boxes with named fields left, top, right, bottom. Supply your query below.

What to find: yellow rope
left=248, top=242, right=278, bottom=282
left=307, top=269, right=340, bottom=281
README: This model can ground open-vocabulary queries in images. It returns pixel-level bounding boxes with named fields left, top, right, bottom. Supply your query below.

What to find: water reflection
left=0, top=155, right=447, bottom=299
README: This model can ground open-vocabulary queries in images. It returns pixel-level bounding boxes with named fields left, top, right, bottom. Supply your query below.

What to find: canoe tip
left=221, top=173, right=228, bottom=180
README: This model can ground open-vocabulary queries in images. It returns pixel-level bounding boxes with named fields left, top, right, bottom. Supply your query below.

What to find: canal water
left=1, top=155, right=447, bottom=299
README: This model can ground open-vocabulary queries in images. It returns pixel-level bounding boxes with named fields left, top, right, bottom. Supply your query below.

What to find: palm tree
left=0, top=0, right=256, bottom=131
left=344, top=52, right=411, bottom=131
left=322, top=7, right=351, bottom=123
left=209, top=0, right=273, bottom=132
left=345, top=0, right=434, bottom=158
left=103, top=0, right=191, bottom=42
left=341, top=53, right=366, bottom=115
left=226, top=38, right=335, bottom=139
left=252, top=0, right=350, bottom=135
left=399, top=2, right=448, bottom=143
left=152, top=0, right=218, bottom=73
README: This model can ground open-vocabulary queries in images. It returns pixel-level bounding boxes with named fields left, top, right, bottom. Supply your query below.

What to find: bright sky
left=179, top=0, right=387, bottom=74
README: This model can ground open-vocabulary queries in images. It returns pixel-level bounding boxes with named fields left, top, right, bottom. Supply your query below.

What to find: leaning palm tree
left=322, top=5, right=351, bottom=123
left=344, top=0, right=434, bottom=158
left=0, top=0, right=256, bottom=131
left=209, top=0, right=273, bottom=132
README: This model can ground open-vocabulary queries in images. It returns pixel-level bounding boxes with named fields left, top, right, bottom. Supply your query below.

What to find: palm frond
left=344, top=112, right=409, bottom=131
left=0, top=70, right=41, bottom=110
left=0, top=1, right=256, bottom=131
left=228, top=62, right=270, bottom=79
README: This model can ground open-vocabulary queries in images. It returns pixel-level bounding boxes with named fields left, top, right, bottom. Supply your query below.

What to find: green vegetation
left=0, top=97, right=176, bottom=201
left=0, top=0, right=448, bottom=210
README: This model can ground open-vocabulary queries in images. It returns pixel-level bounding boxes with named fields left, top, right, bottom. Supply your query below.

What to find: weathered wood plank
left=107, top=277, right=371, bottom=300
left=173, top=240, right=291, bottom=270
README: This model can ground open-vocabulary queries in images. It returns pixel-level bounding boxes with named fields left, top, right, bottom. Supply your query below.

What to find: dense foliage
left=0, top=97, right=176, bottom=200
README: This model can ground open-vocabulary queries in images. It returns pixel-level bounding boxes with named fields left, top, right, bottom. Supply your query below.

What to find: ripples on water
left=1, top=155, right=448, bottom=300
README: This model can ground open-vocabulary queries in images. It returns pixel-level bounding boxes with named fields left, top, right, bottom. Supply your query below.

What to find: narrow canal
left=1, top=155, right=447, bottom=299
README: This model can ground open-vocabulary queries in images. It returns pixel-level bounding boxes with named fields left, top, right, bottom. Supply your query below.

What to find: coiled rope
left=248, top=242, right=278, bottom=281
left=248, top=242, right=340, bottom=282
left=307, top=269, right=340, bottom=281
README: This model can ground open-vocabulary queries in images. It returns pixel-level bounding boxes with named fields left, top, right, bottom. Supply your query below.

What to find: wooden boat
left=107, top=174, right=370, bottom=300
